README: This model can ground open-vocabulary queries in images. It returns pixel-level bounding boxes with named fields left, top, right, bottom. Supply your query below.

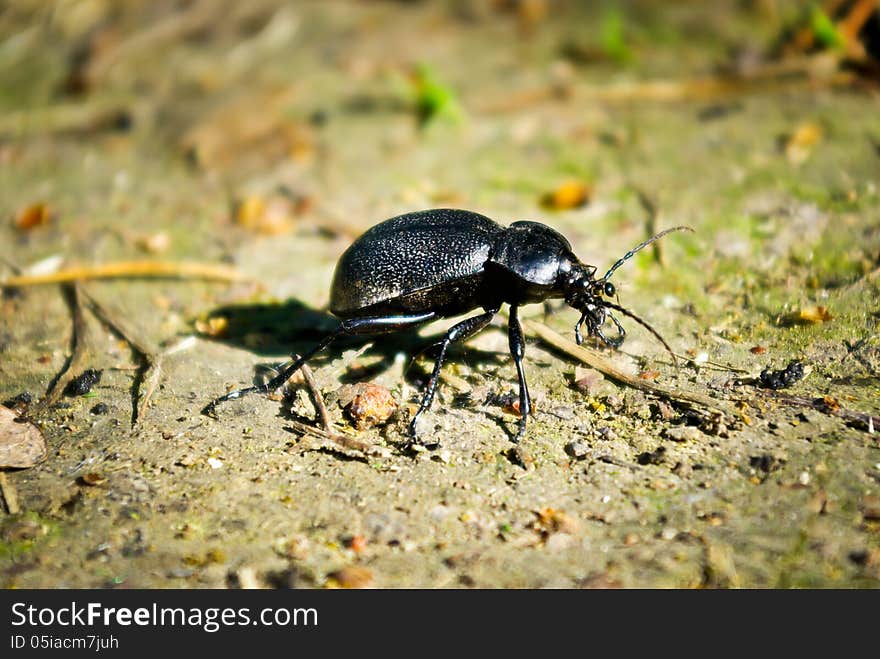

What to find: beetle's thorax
left=488, top=221, right=587, bottom=305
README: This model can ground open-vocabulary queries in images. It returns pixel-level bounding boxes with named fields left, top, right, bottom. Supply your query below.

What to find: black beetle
left=204, top=208, right=690, bottom=444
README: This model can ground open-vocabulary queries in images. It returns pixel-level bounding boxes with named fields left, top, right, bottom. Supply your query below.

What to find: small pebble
left=429, top=505, right=451, bottom=522
left=79, top=472, right=106, bottom=486
left=574, top=367, right=604, bottom=395
left=664, top=426, right=703, bottom=443
left=432, top=449, right=452, bottom=464
left=345, top=535, right=368, bottom=554
left=861, top=496, right=880, bottom=521
left=327, top=566, right=374, bottom=589
left=235, top=567, right=261, bottom=589
left=345, top=383, right=398, bottom=430
left=64, top=369, right=102, bottom=396
left=758, top=361, right=806, bottom=390
left=90, top=402, right=109, bottom=415
left=637, top=447, right=666, bottom=465
left=565, top=441, right=589, bottom=459
left=692, top=352, right=709, bottom=365
left=623, top=533, right=639, bottom=546
left=595, top=426, right=617, bottom=441
left=3, top=392, right=32, bottom=414
left=545, top=533, right=574, bottom=551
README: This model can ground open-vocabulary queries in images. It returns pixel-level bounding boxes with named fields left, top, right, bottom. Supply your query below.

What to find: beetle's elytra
left=204, top=208, right=691, bottom=445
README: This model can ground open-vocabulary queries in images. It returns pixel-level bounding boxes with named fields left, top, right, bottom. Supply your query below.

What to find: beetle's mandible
left=204, top=208, right=691, bottom=445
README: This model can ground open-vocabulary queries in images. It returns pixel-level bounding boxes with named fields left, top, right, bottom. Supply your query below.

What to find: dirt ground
left=1, top=1, right=879, bottom=588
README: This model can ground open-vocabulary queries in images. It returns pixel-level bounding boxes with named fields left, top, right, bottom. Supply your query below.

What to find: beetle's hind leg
left=507, top=305, right=531, bottom=443
left=203, top=312, right=437, bottom=417
left=408, top=307, right=499, bottom=447
left=202, top=333, right=338, bottom=417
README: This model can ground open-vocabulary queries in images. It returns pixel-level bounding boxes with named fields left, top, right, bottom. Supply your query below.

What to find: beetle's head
left=562, top=265, right=622, bottom=348
left=561, top=226, right=693, bottom=360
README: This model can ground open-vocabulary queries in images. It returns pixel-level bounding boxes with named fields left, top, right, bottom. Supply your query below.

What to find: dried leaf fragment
left=326, top=565, right=373, bottom=589
left=235, top=194, right=301, bottom=236
left=136, top=232, right=171, bottom=254
left=541, top=180, right=592, bottom=210
left=13, top=202, right=53, bottom=231
left=783, top=121, right=823, bottom=164
left=502, top=399, right=523, bottom=417
left=79, top=472, right=107, bottom=487
left=0, top=406, right=48, bottom=468
left=781, top=305, right=833, bottom=326
left=345, top=534, right=368, bottom=553
left=532, top=507, right=580, bottom=535
left=195, top=315, right=229, bottom=338
left=862, top=495, right=880, bottom=521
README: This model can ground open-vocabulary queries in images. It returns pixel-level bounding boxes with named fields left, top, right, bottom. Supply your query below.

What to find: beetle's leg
left=595, top=311, right=626, bottom=349
left=204, top=312, right=437, bottom=417
left=574, top=312, right=588, bottom=345
left=507, top=305, right=531, bottom=443
left=408, top=307, right=499, bottom=445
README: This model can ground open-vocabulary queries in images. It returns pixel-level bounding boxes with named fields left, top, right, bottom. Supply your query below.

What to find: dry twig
left=286, top=419, right=390, bottom=458
left=0, top=473, right=20, bottom=515
left=1, top=261, right=253, bottom=288
left=78, top=286, right=161, bottom=425
left=297, top=359, right=333, bottom=434
left=28, top=284, right=95, bottom=416
left=523, top=318, right=730, bottom=413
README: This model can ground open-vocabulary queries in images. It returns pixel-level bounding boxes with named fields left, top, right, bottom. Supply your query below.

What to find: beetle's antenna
left=601, top=300, right=678, bottom=366
left=602, top=226, right=693, bottom=282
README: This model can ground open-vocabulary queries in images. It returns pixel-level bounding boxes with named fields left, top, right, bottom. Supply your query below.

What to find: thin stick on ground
left=286, top=354, right=389, bottom=453
left=78, top=286, right=161, bottom=425
left=672, top=353, right=752, bottom=374
left=634, top=187, right=664, bottom=266
left=0, top=261, right=254, bottom=288
left=752, top=389, right=880, bottom=435
left=523, top=319, right=730, bottom=413
left=296, top=358, right=333, bottom=434
left=28, top=283, right=95, bottom=417
left=526, top=318, right=879, bottom=435
left=0, top=472, right=20, bottom=515
left=477, top=54, right=854, bottom=113
left=285, top=419, right=390, bottom=458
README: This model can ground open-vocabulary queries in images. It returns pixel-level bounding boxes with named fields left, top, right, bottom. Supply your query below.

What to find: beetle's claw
left=595, top=324, right=625, bottom=349
left=404, top=417, right=439, bottom=453
left=513, top=418, right=527, bottom=443
left=574, top=313, right=588, bottom=346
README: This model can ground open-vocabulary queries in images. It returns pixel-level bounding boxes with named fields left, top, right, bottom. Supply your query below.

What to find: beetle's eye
left=604, top=282, right=616, bottom=297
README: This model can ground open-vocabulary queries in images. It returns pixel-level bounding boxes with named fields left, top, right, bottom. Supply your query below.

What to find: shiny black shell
left=329, top=208, right=580, bottom=318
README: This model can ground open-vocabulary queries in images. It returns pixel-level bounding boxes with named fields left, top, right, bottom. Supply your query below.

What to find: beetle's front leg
left=507, top=305, right=531, bottom=443
left=574, top=312, right=587, bottom=345
left=595, top=311, right=626, bottom=349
